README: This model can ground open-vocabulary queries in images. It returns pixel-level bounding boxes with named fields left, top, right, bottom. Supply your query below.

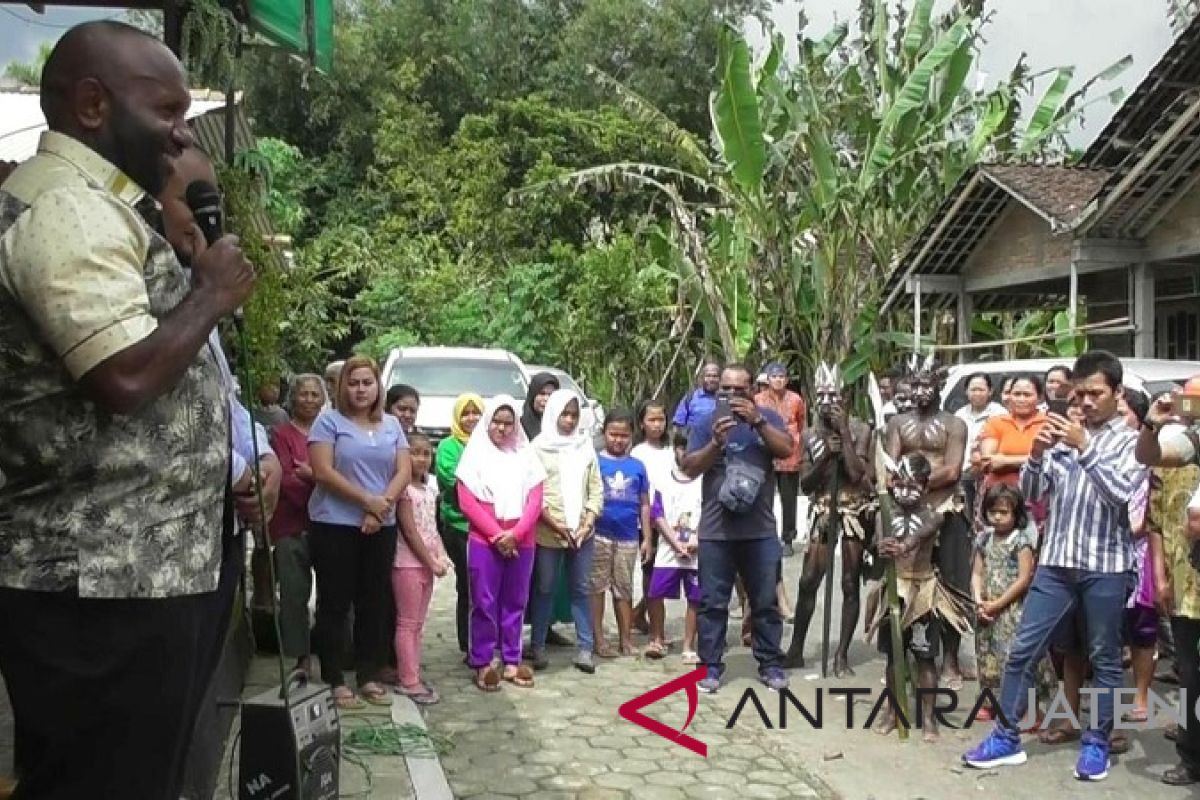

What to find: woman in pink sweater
left=456, top=395, right=546, bottom=691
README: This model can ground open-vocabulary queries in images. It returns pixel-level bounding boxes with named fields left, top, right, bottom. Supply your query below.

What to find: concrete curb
left=391, top=697, right=453, bottom=800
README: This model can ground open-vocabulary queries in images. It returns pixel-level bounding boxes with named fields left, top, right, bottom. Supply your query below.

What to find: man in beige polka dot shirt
left=0, top=20, right=257, bottom=799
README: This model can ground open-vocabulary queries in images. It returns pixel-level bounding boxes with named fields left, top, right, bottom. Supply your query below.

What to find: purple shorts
left=648, top=567, right=701, bottom=603
left=1124, top=604, right=1158, bottom=648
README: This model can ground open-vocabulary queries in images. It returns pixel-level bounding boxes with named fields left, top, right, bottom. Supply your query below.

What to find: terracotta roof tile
left=980, top=163, right=1111, bottom=226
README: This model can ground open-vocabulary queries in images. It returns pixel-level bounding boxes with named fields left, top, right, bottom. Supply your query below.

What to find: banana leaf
left=712, top=27, right=767, bottom=194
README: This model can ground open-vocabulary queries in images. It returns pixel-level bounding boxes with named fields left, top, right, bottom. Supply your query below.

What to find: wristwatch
left=751, top=417, right=765, bottom=430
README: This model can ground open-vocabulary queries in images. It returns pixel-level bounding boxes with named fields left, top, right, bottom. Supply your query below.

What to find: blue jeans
left=995, top=566, right=1130, bottom=742
left=530, top=537, right=596, bottom=652
left=698, top=536, right=783, bottom=671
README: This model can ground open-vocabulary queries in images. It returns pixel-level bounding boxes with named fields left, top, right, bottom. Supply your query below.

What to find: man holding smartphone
left=964, top=350, right=1147, bottom=782
left=683, top=364, right=793, bottom=694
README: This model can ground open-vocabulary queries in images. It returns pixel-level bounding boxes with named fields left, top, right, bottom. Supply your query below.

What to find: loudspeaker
left=238, top=676, right=339, bottom=800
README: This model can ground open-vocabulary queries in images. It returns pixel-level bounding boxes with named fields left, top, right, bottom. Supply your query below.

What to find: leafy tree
left=525, top=0, right=1127, bottom=395
left=3, top=43, right=51, bottom=86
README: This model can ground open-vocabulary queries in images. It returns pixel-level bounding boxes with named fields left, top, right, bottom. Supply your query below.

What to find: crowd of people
left=2, top=18, right=1200, bottom=800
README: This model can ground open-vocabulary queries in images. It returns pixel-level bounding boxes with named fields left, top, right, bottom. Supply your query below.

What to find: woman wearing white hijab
left=456, top=395, right=546, bottom=691
left=529, top=389, right=604, bottom=674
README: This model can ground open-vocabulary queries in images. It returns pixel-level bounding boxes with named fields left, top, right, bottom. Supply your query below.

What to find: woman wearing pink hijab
left=456, top=395, right=546, bottom=691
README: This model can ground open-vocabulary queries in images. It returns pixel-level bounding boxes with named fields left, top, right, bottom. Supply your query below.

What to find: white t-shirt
left=632, top=442, right=676, bottom=498
left=955, top=401, right=1008, bottom=472
left=654, top=470, right=703, bottom=570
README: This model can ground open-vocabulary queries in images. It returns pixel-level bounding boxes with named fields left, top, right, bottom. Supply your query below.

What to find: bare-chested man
left=885, top=355, right=972, bottom=690
left=784, top=363, right=876, bottom=675
left=866, top=453, right=973, bottom=741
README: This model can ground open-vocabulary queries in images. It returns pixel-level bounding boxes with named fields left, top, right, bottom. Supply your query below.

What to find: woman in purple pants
left=456, top=395, right=546, bottom=691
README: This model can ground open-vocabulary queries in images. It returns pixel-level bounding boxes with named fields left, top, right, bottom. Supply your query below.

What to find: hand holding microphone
left=186, top=180, right=255, bottom=319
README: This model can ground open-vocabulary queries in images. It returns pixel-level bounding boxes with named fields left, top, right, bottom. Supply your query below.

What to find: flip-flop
left=644, top=642, right=667, bottom=660
left=681, top=651, right=699, bottom=665
left=595, top=645, right=619, bottom=659
left=399, top=684, right=440, bottom=705
left=1037, top=727, right=1080, bottom=745
left=475, top=667, right=501, bottom=692
left=333, top=689, right=366, bottom=711
left=360, top=683, right=393, bottom=707
left=504, top=665, right=535, bottom=688
left=1121, top=708, right=1148, bottom=723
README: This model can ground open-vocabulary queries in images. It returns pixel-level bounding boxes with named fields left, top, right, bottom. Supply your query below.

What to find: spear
left=867, top=373, right=910, bottom=741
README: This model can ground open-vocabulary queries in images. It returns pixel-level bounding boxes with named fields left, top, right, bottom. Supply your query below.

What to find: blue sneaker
left=759, top=667, right=789, bottom=692
left=963, top=730, right=1027, bottom=769
left=1074, top=737, right=1110, bottom=781
left=698, top=666, right=722, bottom=694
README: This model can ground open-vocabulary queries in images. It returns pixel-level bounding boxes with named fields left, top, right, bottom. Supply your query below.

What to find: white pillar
left=1068, top=260, right=1079, bottom=333
left=1132, top=262, right=1155, bottom=357
left=913, top=276, right=922, bottom=352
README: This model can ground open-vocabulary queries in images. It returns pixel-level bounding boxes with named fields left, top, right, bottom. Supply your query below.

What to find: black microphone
left=185, top=180, right=243, bottom=324
left=185, top=180, right=223, bottom=245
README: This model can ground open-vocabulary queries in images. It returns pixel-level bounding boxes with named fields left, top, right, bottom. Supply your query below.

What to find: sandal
left=360, top=682, right=393, bottom=706
left=504, top=664, right=535, bottom=688
left=399, top=683, right=440, bottom=705
left=475, top=667, right=501, bottom=692
left=1037, top=727, right=1080, bottom=746
left=333, top=687, right=365, bottom=711
left=1121, top=707, right=1148, bottom=723
left=1111, top=733, right=1131, bottom=755
left=644, top=642, right=667, bottom=660
left=681, top=650, right=699, bottom=665
left=595, top=643, right=619, bottom=659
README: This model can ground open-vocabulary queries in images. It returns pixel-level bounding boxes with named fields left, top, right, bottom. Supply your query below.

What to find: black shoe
left=1163, top=764, right=1200, bottom=786
left=782, top=542, right=795, bottom=558
left=546, top=628, right=573, bottom=647
left=528, top=648, right=550, bottom=670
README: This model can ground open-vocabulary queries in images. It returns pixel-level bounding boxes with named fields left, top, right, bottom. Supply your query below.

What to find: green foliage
left=3, top=42, right=51, bottom=86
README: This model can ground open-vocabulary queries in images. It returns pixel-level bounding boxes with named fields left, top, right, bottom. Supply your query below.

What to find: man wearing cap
left=756, top=362, right=807, bottom=556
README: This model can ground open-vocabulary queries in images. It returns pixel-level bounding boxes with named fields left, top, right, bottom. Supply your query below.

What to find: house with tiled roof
left=884, top=14, right=1200, bottom=360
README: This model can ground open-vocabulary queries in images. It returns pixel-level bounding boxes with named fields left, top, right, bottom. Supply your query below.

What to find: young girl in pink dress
left=393, top=432, right=451, bottom=704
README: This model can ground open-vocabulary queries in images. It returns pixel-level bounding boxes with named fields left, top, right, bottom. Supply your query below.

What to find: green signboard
left=246, top=0, right=333, bottom=71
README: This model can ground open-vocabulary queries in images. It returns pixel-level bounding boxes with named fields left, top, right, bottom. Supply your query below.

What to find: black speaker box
left=237, top=679, right=339, bottom=800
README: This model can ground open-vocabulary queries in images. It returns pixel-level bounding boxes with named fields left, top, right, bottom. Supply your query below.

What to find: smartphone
left=1047, top=398, right=1070, bottom=418
left=1174, top=389, right=1200, bottom=420
left=715, top=393, right=733, bottom=422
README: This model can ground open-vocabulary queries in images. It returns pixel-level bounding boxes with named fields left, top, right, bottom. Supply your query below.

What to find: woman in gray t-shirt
left=308, top=355, right=411, bottom=709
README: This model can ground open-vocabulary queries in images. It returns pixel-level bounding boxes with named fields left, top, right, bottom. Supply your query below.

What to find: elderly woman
left=267, top=374, right=326, bottom=674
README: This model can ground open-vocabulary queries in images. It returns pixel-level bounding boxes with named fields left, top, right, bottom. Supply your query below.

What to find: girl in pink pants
left=393, top=433, right=451, bottom=704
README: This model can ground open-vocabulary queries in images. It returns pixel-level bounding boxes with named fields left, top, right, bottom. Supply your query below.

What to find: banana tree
left=516, top=0, right=1125, bottom=384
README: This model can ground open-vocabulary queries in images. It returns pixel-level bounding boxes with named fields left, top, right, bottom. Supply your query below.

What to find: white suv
left=381, top=347, right=530, bottom=441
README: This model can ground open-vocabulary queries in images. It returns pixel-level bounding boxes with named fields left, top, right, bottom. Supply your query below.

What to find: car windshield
left=390, top=359, right=527, bottom=399
left=943, top=371, right=1043, bottom=412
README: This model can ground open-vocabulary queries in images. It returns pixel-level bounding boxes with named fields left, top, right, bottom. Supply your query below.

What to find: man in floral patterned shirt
left=1138, top=392, right=1200, bottom=786
left=0, top=22, right=255, bottom=799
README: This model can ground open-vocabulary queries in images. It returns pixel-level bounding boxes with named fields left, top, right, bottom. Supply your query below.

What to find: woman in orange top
left=978, top=376, right=1047, bottom=492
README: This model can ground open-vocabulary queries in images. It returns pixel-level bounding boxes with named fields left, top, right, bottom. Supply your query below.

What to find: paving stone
left=609, top=758, right=659, bottom=776
left=577, top=788, right=628, bottom=800
left=489, top=777, right=542, bottom=796
left=645, top=771, right=695, bottom=788
left=746, top=769, right=791, bottom=786
left=693, top=769, right=743, bottom=787
left=742, top=784, right=792, bottom=799
left=540, top=773, right=596, bottom=791
left=526, top=749, right=575, bottom=765
left=594, top=771, right=646, bottom=790
left=630, top=787, right=687, bottom=800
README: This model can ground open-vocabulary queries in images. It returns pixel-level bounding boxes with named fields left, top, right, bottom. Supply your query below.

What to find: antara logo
left=617, top=667, right=708, bottom=757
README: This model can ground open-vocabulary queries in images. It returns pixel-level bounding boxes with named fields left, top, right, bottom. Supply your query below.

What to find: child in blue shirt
left=591, top=410, right=651, bottom=657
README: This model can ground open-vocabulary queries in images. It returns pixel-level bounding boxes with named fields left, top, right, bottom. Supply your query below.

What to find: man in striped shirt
left=964, top=350, right=1146, bottom=782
